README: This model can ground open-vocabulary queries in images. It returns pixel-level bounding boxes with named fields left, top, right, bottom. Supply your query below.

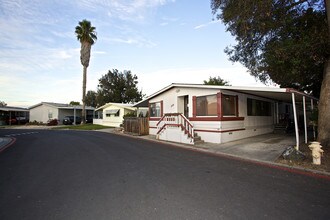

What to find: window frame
left=247, top=98, right=272, bottom=116
left=105, top=109, right=120, bottom=117
left=149, top=101, right=163, bottom=118
left=221, top=94, right=238, bottom=117
left=195, top=94, right=218, bottom=117
left=191, top=92, right=243, bottom=121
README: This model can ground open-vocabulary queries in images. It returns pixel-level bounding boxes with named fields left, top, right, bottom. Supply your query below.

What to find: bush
left=47, top=119, right=58, bottom=126
left=27, top=120, right=45, bottom=125
left=123, top=111, right=137, bottom=118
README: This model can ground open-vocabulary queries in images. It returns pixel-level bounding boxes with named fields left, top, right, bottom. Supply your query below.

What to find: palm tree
left=75, top=19, right=97, bottom=124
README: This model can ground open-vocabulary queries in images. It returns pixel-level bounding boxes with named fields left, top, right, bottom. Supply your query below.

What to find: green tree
left=84, top=90, right=97, bottom=107
left=203, top=76, right=230, bottom=86
left=75, top=19, right=97, bottom=124
left=211, top=0, right=330, bottom=148
left=69, top=101, right=80, bottom=106
left=0, top=101, right=7, bottom=107
left=97, top=69, right=144, bottom=106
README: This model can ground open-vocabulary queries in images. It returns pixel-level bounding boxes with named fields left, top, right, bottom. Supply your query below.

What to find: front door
left=184, top=95, right=189, bottom=118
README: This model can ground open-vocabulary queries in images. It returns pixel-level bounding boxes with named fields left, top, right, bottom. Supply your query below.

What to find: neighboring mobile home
left=93, top=103, right=136, bottom=127
left=146, top=83, right=317, bottom=146
left=29, top=102, right=94, bottom=124
left=0, top=106, right=29, bottom=125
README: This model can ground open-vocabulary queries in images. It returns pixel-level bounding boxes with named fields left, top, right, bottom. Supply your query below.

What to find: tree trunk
left=318, top=0, right=330, bottom=148
left=82, top=66, right=87, bottom=124
left=318, top=59, right=330, bottom=148
left=80, top=42, right=91, bottom=67
left=80, top=41, right=91, bottom=125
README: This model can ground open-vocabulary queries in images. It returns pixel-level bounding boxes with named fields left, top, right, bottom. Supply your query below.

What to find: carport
left=0, top=106, right=29, bottom=125
left=223, top=87, right=318, bottom=150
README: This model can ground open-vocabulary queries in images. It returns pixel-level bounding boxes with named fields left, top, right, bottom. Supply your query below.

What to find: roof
left=0, top=106, right=29, bottom=112
left=142, top=83, right=318, bottom=103
left=133, top=99, right=149, bottom=108
left=95, top=102, right=136, bottom=111
left=29, top=102, right=95, bottom=110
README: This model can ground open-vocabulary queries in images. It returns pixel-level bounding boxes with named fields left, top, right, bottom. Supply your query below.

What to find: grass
left=52, top=124, right=114, bottom=130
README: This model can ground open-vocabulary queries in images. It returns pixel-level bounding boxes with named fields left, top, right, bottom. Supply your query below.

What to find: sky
left=0, top=0, right=270, bottom=107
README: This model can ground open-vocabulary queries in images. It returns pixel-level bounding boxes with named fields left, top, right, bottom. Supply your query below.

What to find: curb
left=98, top=130, right=330, bottom=180
left=0, top=137, right=16, bottom=153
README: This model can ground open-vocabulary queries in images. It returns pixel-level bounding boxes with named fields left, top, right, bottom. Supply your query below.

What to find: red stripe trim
left=194, top=128, right=245, bottom=133
left=217, top=92, right=222, bottom=117
left=0, top=137, right=16, bottom=153
left=149, top=117, right=161, bottom=121
left=192, top=96, right=196, bottom=117
left=149, top=126, right=157, bottom=129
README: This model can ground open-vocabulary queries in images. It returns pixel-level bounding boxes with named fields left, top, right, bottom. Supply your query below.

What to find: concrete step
left=193, top=134, right=204, bottom=145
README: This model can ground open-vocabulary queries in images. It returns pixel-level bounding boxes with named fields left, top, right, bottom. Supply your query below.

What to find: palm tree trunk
left=82, top=66, right=87, bottom=124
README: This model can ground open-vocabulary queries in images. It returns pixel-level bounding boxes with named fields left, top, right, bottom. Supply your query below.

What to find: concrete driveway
left=195, top=133, right=299, bottom=162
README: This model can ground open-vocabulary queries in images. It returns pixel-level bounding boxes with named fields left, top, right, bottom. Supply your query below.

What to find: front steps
left=194, top=133, right=204, bottom=145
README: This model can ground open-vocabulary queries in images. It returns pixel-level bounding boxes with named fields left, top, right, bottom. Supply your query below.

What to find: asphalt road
left=0, top=129, right=329, bottom=220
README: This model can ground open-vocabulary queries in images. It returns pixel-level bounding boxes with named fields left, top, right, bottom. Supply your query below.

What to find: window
left=222, top=95, right=237, bottom=116
left=105, top=109, right=120, bottom=117
left=48, top=110, right=53, bottom=119
left=150, top=102, right=161, bottom=117
left=196, top=95, right=217, bottom=116
left=247, top=98, right=271, bottom=116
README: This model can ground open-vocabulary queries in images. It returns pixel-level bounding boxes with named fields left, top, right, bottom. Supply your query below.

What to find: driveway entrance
left=196, top=133, right=300, bottom=162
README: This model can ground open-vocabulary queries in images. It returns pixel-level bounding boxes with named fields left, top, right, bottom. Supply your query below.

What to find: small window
left=150, top=102, right=161, bottom=117
left=196, top=95, right=217, bottom=116
left=105, top=109, right=120, bottom=117
left=48, top=110, right=53, bottom=119
left=222, top=95, right=237, bottom=116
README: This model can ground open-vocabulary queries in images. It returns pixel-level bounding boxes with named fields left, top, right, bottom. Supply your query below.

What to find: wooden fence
left=123, top=117, right=149, bottom=136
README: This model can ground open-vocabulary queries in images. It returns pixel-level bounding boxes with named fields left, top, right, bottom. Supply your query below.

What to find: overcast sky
left=0, top=0, right=270, bottom=107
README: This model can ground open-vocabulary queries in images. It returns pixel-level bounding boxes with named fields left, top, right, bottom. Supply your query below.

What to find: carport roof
left=29, top=102, right=94, bottom=110
left=0, top=106, right=29, bottom=112
left=140, top=83, right=318, bottom=103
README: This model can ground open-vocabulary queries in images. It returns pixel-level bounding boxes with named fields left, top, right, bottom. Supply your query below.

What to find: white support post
left=276, top=102, right=279, bottom=124
left=73, top=106, right=76, bottom=125
left=303, top=96, right=307, bottom=144
left=292, top=93, right=300, bottom=150
left=311, top=99, right=316, bottom=140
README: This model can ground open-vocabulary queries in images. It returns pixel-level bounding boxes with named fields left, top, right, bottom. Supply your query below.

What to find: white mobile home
left=29, top=102, right=94, bottom=124
left=147, top=83, right=317, bottom=146
left=93, top=103, right=136, bottom=127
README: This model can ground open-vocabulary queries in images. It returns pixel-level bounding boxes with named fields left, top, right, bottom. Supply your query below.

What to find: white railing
left=156, top=113, right=194, bottom=138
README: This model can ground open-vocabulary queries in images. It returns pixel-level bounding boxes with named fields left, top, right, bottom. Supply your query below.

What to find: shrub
left=47, top=119, right=58, bottom=126
left=27, top=120, right=45, bottom=125
left=123, top=111, right=137, bottom=118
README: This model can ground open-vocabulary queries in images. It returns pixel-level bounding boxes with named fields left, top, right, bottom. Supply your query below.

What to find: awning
left=105, top=109, right=119, bottom=114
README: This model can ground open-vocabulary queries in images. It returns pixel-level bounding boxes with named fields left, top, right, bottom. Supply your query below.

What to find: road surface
left=0, top=129, right=329, bottom=219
